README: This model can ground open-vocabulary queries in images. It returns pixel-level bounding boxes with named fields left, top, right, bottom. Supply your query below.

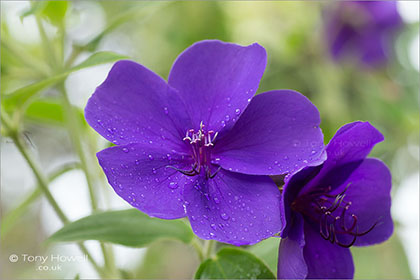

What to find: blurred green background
left=1, top=1, right=419, bottom=279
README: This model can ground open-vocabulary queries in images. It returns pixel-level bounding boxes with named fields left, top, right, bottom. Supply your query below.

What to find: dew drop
left=220, top=213, right=229, bottom=221
left=210, top=223, right=217, bottom=230
left=168, top=182, right=179, bottom=189
left=235, top=108, right=241, bottom=115
left=163, top=107, right=168, bottom=115
left=148, top=154, right=154, bottom=160
left=122, top=148, right=129, bottom=153
left=225, top=115, right=230, bottom=121
left=283, top=155, right=289, bottom=160
left=166, top=154, right=172, bottom=160
left=152, top=168, right=157, bottom=174
left=135, top=160, right=140, bottom=165
left=213, top=197, right=220, bottom=204
left=221, top=120, right=226, bottom=127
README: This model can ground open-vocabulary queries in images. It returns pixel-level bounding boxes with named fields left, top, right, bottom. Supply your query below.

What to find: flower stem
left=57, top=84, right=119, bottom=275
left=191, top=238, right=205, bottom=262
left=203, top=240, right=216, bottom=259
left=1, top=110, right=105, bottom=277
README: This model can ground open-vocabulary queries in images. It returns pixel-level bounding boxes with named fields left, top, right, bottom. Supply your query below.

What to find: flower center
left=169, top=122, right=220, bottom=179
left=292, top=184, right=377, bottom=248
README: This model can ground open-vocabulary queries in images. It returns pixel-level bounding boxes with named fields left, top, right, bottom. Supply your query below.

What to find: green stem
left=0, top=110, right=105, bottom=277
left=35, top=16, right=58, bottom=71
left=58, top=84, right=98, bottom=211
left=203, top=240, right=216, bottom=259
left=58, top=84, right=118, bottom=276
left=191, top=238, right=205, bottom=262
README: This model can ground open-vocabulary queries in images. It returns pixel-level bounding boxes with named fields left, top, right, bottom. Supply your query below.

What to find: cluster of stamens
left=168, top=122, right=221, bottom=179
left=293, top=184, right=377, bottom=248
left=183, top=121, right=218, bottom=147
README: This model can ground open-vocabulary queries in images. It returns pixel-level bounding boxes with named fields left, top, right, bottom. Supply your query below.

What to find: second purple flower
left=85, top=40, right=325, bottom=245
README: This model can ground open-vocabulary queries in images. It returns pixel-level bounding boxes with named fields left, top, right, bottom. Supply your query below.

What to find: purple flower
left=85, top=40, right=325, bottom=245
left=325, top=1, right=402, bottom=67
left=277, top=121, right=393, bottom=279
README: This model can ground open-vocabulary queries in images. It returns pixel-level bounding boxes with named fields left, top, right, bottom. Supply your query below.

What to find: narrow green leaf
left=3, top=51, right=128, bottom=110
left=48, top=209, right=194, bottom=247
left=195, top=247, right=275, bottom=279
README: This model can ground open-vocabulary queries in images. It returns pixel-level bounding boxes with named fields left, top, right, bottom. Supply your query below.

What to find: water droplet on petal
left=235, top=109, right=241, bottom=115
left=135, top=160, right=140, bottom=165
left=283, top=155, right=289, bottom=160
left=152, top=168, right=157, bottom=174
left=148, top=154, right=154, bottom=160
left=168, top=182, right=179, bottom=189
left=163, top=107, right=168, bottom=115
left=220, top=213, right=229, bottom=221
left=210, top=223, right=217, bottom=230
left=225, top=115, right=230, bottom=121
left=213, top=197, right=220, bottom=204
left=122, top=148, right=129, bottom=153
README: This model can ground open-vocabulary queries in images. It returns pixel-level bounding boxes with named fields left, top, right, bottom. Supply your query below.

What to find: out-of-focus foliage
left=1, top=1, right=418, bottom=279
left=48, top=209, right=194, bottom=247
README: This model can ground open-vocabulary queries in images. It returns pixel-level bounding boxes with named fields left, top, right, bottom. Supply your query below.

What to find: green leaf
left=3, top=51, right=128, bottom=111
left=23, top=98, right=84, bottom=126
left=195, top=247, right=275, bottom=279
left=249, top=237, right=280, bottom=275
left=48, top=209, right=194, bottom=247
left=41, top=1, right=69, bottom=27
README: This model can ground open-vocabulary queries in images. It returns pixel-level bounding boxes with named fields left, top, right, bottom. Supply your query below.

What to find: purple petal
left=329, top=158, right=393, bottom=246
left=85, top=60, right=190, bottom=151
left=97, top=143, right=194, bottom=219
left=301, top=121, right=383, bottom=194
left=327, top=122, right=384, bottom=163
left=212, top=90, right=325, bottom=176
left=280, top=165, right=322, bottom=238
left=303, top=223, right=354, bottom=279
left=168, top=40, right=266, bottom=133
left=277, top=214, right=308, bottom=280
left=356, top=1, right=402, bottom=28
left=183, top=169, right=281, bottom=245
left=358, top=31, right=388, bottom=66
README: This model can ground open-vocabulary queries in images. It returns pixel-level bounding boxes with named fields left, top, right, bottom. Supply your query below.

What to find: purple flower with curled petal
left=277, top=121, right=393, bottom=279
left=85, top=40, right=325, bottom=245
left=325, top=1, right=402, bottom=67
